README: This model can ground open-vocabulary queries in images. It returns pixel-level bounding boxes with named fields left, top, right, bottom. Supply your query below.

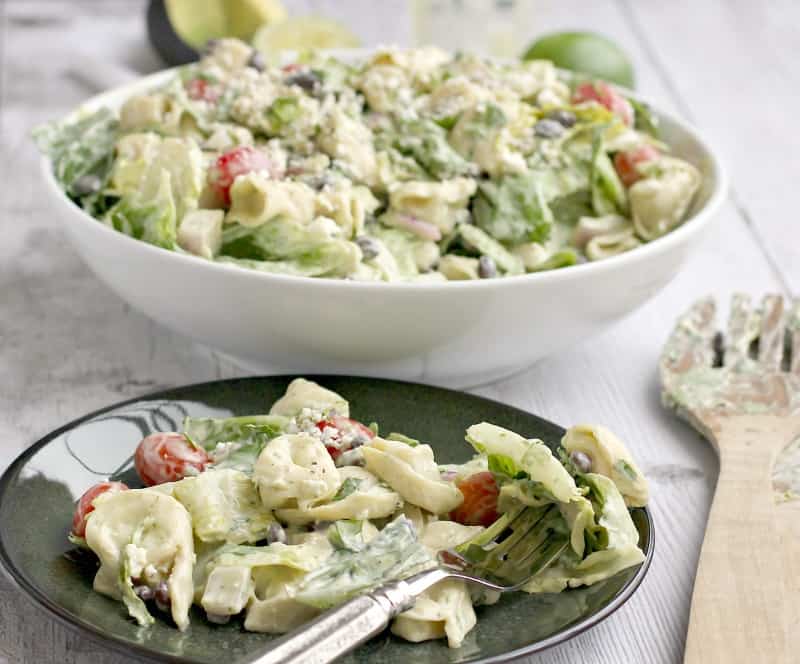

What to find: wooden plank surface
left=0, top=1, right=793, bottom=662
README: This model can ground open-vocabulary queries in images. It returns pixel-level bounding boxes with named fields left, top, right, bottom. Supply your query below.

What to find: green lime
left=252, top=16, right=360, bottom=58
left=522, top=31, right=635, bottom=89
left=165, top=0, right=287, bottom=49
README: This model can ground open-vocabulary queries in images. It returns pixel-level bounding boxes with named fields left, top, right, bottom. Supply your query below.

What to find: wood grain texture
left=621, top=0, right=800, bottom=296
left=683, top=416, right=800, bottom=664
left=0, top=1, right=795, bottom=663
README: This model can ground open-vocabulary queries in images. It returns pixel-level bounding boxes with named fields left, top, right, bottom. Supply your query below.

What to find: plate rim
left=0, top=375, right=655, bottom=664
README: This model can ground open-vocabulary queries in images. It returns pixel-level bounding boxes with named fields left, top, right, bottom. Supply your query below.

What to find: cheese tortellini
left=227, top=175, right=316, bottom=227
left=275, top=466, right=402, bottom=525
left=84, top=489, right=195, bottom=631
left=562, top=424, right=649, bottom=507
left=362, top=437, right=464, bottom=514
left=630, top=157, right=701, bottom=240
left=254, top=433, right=341, bottom=510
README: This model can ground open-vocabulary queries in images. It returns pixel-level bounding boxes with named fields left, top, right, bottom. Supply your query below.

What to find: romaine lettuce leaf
left=391, top=118, right=473, bottom=179
left=458, top=224, right=524, bottom=275
left=33, top=108, right=119, bottom=199
left=472, top=172, right=554, bottom=244
left=172, top=469, right=273, bottom=544
left=295, top=516, right=435, bottom=609
left=220, top=218, right=362, bottom=278
left=591, top=133, right=628, bottom=216
left=184, top=414, right=288, bottom=449
left=107, top=169, right=177, bottom=249
left=183, top=414, right=287, bottom=473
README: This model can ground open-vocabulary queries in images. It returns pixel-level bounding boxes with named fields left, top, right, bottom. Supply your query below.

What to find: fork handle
left=684, top=415, right=800, bottom=664
left=252, top=569, right=447, bottom=664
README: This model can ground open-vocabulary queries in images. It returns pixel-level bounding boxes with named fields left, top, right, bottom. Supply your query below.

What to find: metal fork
left=660, top=294, right=800, bottom=664
left=253, top=504, right=568, bottom=664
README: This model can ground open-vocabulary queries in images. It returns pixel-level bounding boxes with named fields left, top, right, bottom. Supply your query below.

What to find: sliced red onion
left=392, top=214, right=442, bottom=241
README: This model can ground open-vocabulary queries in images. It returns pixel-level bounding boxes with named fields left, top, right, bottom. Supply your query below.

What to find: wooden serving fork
left=660, top=294, right=800, bottom=664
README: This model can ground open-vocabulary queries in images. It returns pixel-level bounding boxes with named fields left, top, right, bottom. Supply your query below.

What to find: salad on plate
left=36, top=39, right=701, bottom=282
left=69, top=378, right=650, bottom=648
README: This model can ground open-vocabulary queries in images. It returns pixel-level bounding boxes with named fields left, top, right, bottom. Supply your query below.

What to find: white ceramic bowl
left=41, top=63, right=727, bottom=388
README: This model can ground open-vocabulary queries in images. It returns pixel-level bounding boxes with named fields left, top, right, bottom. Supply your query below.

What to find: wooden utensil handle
left=684, top=416, right=799, bottom=664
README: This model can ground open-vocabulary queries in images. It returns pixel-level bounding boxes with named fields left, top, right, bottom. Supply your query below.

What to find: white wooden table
left=1, top=1, right=797, bottom=662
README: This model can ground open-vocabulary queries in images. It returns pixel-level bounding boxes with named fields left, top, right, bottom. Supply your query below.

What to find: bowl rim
left=0, top=374, right=655, bottom=664
left=41, top=52, right=729, bottom=293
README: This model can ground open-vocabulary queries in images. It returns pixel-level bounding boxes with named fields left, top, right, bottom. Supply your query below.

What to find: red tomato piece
left=613, top=145, right=660, bottom=187
left=207, top=145, right=274, bottom=205
left=71, top=481, right=129, bottom=538
left=134, top=432, right=209, bottom=487
left=281, top=63, right=301, bottom=74
left=325, top=444, right=342, bottom=461
left=185, top=78, right=220, bottom=103
left=450, top=471, right=500, bottom=527
left=573, top=81, right=634, bottom=126
left=316, top=416, right=375, bottom=460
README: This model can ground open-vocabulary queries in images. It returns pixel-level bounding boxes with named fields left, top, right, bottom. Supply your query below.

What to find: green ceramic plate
left=0, top=376, right=653, bottom=663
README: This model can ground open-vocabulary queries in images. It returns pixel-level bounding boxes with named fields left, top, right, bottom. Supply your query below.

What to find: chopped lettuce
left=266, top=97, right=301, bottom=132
left=107, top=169, right=177, bottom=249
left=33, top=108, right=119, bottom=201
left=184, top=414, right=288, bottom=449
left=458, top=224, right=524, bottom=275
left=327, top=520, right=373, bottom=552
left=119, top=542, right=155, bottom=627
left=591, top=133, right=628, bottom=216
left=172, top=469, right=273, bottom=543
left=629, top=98, right=660, bottom=138
left=295, top=516, right=435, bottom=609
left=386, top=432, right=420, bottom=447
left=472, top=172, right=554, bottom=244
left=220, top=218, right=362, bottom=278
left=391, top=118, right=473, bottom=179
left=183, top=414, right=287, bottom=472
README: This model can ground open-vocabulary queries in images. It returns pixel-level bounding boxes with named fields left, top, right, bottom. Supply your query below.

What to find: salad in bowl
left=68, top=378, right=650, bottom=649
left=36, top=38, right=701, bottom=282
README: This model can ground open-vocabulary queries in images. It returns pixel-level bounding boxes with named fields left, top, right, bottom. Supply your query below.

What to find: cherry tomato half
left=71, top=481, right=129, bottom=538
left=449, top=471, right=500, bottom=528
left=613, top=144, right=660, bottom=187
left=207, top=145, right=274, bottom=205
left=134, top=432, right=209, bottom=487
left=316, top=416, right=376, bottom=460
left=573, top=81, right=634, bottom=127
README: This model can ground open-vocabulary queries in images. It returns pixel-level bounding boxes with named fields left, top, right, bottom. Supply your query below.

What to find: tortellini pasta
left=562, top=424, right=649, bottom=507
left=227, top=175, right=316, bottom=227
left=268, top=377, right=349, bottom=418
left=317, top=107, right=378, bottom=187
left=391, top=579, right=477, bottom=648
left=84, top=489, right=195, bottom=631
left=275, top=467, right=402, bottom=525
left=177, top=209, right=224, bottom=259
left=383, top=178, right=476, bottom=235
left=253, top=433, right=341, bottom=510
left=629, top=157, right=701, bottom=240
left=245, top=567, right=319, bottom=633
left=362, top=438, right=464, bottom=514
left=357, top=65, right=412, bottom=113
left=315, top=182, right=380, bottom=238
left=586, top=229, right=642, bottom=261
